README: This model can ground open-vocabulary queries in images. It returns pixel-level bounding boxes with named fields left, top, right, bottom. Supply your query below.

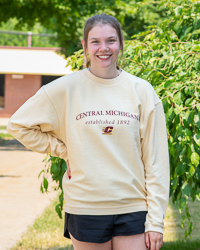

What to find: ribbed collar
left=81, top=68, right=127, bottom=87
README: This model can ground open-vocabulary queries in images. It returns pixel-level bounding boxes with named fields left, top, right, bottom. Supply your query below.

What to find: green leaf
left=185, top=229, right=188, bottom=239
left=51, top=163, right=57, bottom=174
left=196, top=190, right=200, bottom=200
left=188, top=222, right=193, bottom=236
left=164, top=79, right=176, bottom=88
left=187, top=165, right=195, bottom=178
left=191, top=152, right=200, bottom=167
left=174, top=105, right=182, bottom=114
left=181, top=215, right=185, bottom=228
left=194, top=113, right=200, bottom=128
left=194, top=168, right=200, bottom=180
left=175, top=163, right=187, bottom=176
left=186, top=207, right=191, bottom=221
left=78, top=58, right=83, bottom=68
left=40, top=183, right=44, bottom=193
left=185, top=98, right=193, bottom=106
left=174, top=91, right=183, bottom=106
left=194, top=134, right=200, bottom=146
left=38, top=169, right=44, bottom=178
left=171, top=177, right=179, bottom=190
left=182, top=183, right=192, bottom=198
left=179, top=197, right=186, bottom=213
left=43, top=178, right=48, bottom=191
left=175, top=6, right=183, bottom=16
left=55, top=204, right=62, bottom=219
left=186, top=110, right=194, bottom=125
left=195, top=59, right=200, bottom=71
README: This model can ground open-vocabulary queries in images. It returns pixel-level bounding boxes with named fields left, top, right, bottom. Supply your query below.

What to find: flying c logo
left=102, top=126, right=114, bottom=135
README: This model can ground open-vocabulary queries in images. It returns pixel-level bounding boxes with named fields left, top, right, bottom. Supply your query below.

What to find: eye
left=92, top=40, right=99, bottom=44
left=108, top=39, right=116, bottom=43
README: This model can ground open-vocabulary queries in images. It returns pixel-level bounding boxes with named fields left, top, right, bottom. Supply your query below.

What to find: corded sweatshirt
left=7, top=68, right=170, bottom=234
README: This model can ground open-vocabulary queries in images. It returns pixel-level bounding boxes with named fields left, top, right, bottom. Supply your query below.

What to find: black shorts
left=64, top=211, right=147, bottom=243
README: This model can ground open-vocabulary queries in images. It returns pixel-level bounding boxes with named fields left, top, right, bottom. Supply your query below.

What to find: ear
left=120, top=37, right=124, bottom=50
left=82, top=39, right=87, bottom=54
left=82, top=39, right=84, bottom=49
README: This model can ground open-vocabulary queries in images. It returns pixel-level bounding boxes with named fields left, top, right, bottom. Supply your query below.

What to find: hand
left=66, top=160, right=71, bottom=179
left=145, top=231, right=163, bottom=250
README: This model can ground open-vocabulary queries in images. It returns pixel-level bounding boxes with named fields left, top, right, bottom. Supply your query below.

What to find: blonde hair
left=83, top=14, right=124, bottom=69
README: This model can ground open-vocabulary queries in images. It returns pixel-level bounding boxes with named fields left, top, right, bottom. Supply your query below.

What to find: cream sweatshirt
left=7, top=68, right=170, bottom=234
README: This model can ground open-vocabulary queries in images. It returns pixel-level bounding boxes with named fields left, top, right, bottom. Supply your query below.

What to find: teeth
left=98, top=55, right=110, bottom=58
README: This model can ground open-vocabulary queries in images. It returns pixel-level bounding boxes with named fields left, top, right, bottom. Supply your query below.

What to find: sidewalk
left=0, top=139, right=58, bottom=250
left=0, top=118, right=9, bottom=127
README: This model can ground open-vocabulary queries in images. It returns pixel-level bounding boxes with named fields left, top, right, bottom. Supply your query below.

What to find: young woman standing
left=7, top=14, right=170, bottom=250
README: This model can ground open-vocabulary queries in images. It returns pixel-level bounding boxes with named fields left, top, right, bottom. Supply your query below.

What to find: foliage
left=39, top=0, right=200, bottom=239
left=0, top=18, right=58, bottom=47
left=123, top=0, right=200, bottom=239
left=0, top=0, right=167, bottom=55
left=39, top=154, right=67, bottom=219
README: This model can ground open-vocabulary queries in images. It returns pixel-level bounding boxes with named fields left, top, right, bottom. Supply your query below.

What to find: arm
left=7, top=86, right=68, bottom=160
left=141, top=102, right=170, bottom=248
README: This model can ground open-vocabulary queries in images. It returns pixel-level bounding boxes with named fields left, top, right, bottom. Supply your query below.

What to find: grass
left=161, top=198, right=200, bottom=249
left=10, top=196, right=200, bottom=250
left=0, top=126, right=6, bottom=130
left=0, top=133, right=13, bottom=138
left=11, top=197, right=73, bottom=250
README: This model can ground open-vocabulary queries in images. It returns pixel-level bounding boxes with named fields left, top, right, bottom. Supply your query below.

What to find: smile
left=96, top=55, right=112, bottom=59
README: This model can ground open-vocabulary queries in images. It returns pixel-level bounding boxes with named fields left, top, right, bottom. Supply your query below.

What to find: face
left=82, top=23, right=122, bottom=71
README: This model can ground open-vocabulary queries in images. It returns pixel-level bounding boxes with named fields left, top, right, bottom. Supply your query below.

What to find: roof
left=0, top=47, right=72, bottom=76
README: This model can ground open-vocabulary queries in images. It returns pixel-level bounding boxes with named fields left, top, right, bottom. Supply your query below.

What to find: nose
left=99, top=42, right=109, bottom=52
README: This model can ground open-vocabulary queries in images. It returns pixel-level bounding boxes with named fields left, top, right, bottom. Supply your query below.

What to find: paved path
left=0, top=139, right=58, bottom=250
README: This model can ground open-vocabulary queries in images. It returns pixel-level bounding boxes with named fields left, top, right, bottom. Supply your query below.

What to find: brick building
left=0, top=47, right=72, bottom=117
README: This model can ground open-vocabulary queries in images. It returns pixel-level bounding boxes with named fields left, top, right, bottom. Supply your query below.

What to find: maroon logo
left=102, top=126, right=114, bottom=135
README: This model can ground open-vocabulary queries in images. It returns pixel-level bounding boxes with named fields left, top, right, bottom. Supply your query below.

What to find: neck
left=89, top=65, right=120, bottom=79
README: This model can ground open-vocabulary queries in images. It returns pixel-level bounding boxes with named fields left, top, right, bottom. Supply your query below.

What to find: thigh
left=112, top=233, right=146, bottom=250
left=70, top=233, right=112, bottom=250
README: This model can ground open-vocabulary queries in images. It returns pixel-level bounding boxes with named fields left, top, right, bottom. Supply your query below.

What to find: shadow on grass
left=40, top=240, right=200, bottom=250
left=161, top=240, right=200, bottom=250
left=43, top=246, right=74, bottom=250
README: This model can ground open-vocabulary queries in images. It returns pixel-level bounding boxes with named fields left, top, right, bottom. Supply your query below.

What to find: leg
left=70, top=233, right=112, bottom=250
left=112, top=233, right=146, bottom=250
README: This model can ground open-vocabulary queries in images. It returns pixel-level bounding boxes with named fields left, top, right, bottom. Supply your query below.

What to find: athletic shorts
left=64, top=211, right=147, bottom=243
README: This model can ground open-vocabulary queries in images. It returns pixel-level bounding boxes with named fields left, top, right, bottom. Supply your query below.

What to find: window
left=41, top=75, right=62, bottom=86
left=0, top=74, right=5, bottom=108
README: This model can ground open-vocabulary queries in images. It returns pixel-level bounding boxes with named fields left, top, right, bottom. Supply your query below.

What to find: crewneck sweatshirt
left=7, top=68, right=170, bottom=234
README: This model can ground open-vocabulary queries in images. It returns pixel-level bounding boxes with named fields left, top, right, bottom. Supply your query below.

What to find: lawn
left=11, top=195, right=200, bottom=250
left=0, top=126, right=6, bottom=130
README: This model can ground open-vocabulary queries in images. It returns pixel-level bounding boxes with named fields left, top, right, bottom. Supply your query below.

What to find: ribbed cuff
left=145, top=224, right=163, bottom=234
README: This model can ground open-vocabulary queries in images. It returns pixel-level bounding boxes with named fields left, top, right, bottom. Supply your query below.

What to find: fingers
left=147, top=231, right=163, bottom=250
left=66, top=160, right=71, bottom=179
left=145, top=232, right=150, bottom=249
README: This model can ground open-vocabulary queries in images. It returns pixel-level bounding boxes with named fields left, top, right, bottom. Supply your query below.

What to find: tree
left=39, top=0, right=200, bottom=239
left=0, top=0, right=167, bottom=55
left=0, top=18, right=58, bottom=47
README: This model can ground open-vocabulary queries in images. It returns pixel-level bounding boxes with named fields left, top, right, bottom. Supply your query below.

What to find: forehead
left=88, top=23, right=118, bottom=39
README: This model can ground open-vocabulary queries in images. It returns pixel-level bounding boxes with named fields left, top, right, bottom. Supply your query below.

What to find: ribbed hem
left=81, top=68, right=127, bottom=87
left=64, top=203, right=147, bottom=215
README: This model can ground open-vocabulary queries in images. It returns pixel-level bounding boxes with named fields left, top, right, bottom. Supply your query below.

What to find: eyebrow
left=89, top=36, right=118, bottom=40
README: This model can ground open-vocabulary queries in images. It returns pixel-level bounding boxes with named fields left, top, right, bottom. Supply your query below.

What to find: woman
left=7, top=14, right=169, bottom=250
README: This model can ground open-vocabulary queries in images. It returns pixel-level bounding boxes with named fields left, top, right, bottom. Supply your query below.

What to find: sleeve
left=6, top=86, right=68, bottom=160
left=141, top=101, right=170, bottom=234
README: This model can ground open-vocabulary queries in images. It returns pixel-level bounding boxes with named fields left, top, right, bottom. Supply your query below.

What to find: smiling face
left=82, top=23, right=122, bottom=74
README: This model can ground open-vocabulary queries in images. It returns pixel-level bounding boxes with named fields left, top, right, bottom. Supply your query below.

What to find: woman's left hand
left=145, top=231, right=163, bottom=250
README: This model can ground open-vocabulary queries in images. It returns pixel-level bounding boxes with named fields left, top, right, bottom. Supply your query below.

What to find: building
left=0, top=46, right=72, bottom=117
